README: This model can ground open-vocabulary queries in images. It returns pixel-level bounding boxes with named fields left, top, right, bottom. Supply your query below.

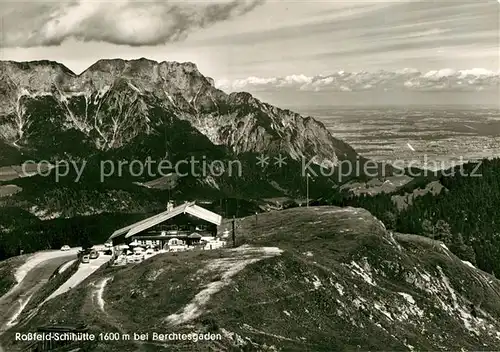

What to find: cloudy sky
left=1, top=0, right=499, bottom=106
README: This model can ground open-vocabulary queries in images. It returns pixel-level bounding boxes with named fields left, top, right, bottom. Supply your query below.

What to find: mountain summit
left=0, top=58, right=358, bottom=165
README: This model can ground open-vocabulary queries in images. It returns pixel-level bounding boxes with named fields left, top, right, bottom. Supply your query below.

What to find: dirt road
left=0, top=253, right=77, bottom=352
left=0, top=254, right=76, bottom=329
left=45, top=254, right=111, bottom=302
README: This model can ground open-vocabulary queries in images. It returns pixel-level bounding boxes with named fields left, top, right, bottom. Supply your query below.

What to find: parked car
left=81, top=255, right=90, bottom=263
left=81, top=248, right=92, bottom=256
left=61, top=245, right=70, bottom=251
left=89, top=250, right=99, bottom=259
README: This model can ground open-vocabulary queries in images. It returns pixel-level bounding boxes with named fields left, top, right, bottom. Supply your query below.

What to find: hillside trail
left=88, top=276, right=214, bottom=351
left=89, top=276, right=148, bottom=352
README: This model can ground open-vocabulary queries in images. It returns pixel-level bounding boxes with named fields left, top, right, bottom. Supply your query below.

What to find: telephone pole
left=232, top=215, right=236, bottom=248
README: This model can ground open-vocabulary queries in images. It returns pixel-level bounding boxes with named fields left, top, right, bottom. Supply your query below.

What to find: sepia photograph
left=0, top=0, right=499, bottom=351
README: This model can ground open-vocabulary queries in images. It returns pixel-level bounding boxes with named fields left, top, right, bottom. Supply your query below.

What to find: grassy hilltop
left=2, top=206, right=500, bottom=351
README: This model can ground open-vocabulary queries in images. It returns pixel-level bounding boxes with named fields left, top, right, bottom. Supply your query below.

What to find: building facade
left=108, top=202, right=222, bottom=250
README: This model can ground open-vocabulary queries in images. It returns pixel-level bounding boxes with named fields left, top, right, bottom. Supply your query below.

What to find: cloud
left=0, top=0, right=264, bottom=48
left=215, top=69, right=500, bottom=93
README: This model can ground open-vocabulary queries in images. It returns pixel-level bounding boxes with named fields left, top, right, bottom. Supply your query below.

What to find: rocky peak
left=1, top=60, right=74, bottom=75
left=228, top=91, right=255, bottom=105
left=205, top=77, right=215, bottom=87
left=82, top=58, right=127, bottom=74
left=81, top=58, right=201, bottom=80
left=0, top=60, right=75, bottom=93
left=0, top=58, right=363, bottom=169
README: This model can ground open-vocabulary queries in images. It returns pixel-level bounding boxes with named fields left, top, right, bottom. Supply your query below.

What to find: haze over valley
left=294, top=106, right=500, bottom=170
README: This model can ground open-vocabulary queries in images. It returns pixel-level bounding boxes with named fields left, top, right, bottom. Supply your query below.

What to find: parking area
left=112, top=238, right=227, bottom=266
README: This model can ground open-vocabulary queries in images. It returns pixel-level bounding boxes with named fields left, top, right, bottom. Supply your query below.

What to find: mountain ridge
left=0, top=57, right=390, bottom=222
left=0, top=58, right=359, bottom=167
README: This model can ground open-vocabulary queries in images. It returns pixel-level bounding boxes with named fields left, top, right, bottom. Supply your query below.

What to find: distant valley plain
left=295, top=106, right=500, bottom=170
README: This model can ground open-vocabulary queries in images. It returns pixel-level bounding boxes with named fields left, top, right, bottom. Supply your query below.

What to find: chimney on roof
left=167, top=201, right=174, bottom=212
